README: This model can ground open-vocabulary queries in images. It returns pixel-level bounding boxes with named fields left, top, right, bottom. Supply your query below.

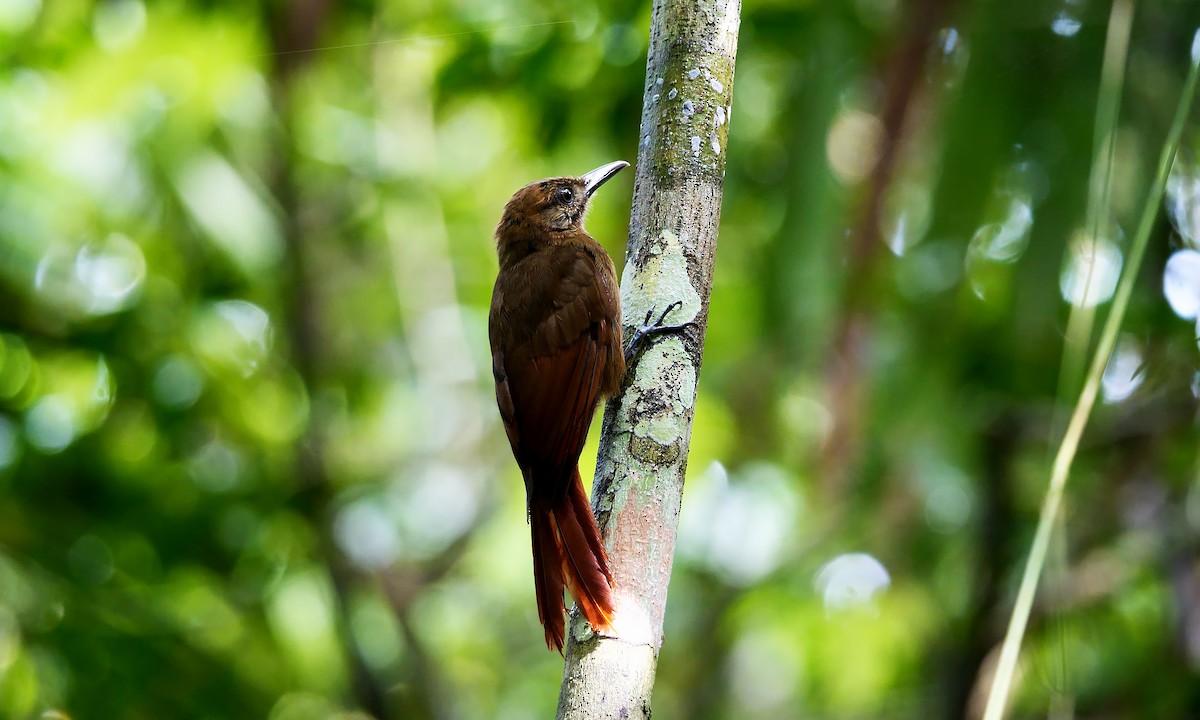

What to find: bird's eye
left=553, top=186, right=574, bottom=205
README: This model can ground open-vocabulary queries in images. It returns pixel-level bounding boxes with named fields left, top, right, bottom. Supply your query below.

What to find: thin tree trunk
left=556, top=1, right=740, bottom=717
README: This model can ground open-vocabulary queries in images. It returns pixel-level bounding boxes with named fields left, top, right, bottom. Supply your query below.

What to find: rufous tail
left=529, top=467, right=616, bottom=653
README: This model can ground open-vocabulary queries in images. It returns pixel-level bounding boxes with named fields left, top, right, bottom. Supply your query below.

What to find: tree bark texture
left=556, top=1, right=740, bottom=717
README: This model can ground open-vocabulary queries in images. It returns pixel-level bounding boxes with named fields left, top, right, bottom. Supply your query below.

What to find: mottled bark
left=555, top=0, right=740, bottom=717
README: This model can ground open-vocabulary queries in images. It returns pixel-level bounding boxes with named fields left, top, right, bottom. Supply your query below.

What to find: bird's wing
left=489, top=243, right=621, bottom=501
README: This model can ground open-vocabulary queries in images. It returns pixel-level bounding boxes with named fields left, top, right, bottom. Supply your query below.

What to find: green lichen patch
left=620, top=229, right=702, bottom=329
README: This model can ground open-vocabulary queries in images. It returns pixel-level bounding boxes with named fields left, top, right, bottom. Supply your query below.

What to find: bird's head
left=495, top=161, right=629, bottom=265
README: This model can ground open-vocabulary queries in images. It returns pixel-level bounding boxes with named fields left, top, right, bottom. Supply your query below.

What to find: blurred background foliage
left=0, top=0, right=1199, bottom=717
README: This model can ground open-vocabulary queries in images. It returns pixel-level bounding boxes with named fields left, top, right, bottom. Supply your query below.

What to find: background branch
left=266, top=3, right=390, bottom=717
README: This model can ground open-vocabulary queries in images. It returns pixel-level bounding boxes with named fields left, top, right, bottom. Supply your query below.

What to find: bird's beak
left=581, top=160, right=630, bottom=198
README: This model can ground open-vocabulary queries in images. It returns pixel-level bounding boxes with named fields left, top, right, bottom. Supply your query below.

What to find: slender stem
left=1044, top=0, right=1134, bottom=708
left=982, top=31, right=1200, bottom=720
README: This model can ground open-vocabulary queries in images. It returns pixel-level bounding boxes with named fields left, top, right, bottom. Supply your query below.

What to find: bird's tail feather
left=530, top=466, right=615, bottom=653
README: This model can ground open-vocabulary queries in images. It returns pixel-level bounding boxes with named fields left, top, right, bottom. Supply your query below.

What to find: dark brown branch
left=820, top=0, right=955, bottom=492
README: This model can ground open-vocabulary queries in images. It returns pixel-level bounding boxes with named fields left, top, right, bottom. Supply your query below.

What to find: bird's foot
left=624, top=301, right=692, bottom=362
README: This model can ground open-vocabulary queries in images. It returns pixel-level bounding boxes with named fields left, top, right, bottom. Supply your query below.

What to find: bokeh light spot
left=188, top=438, right=243, bottom=493
left=237, top=372, right=309, bottom=445
left=93, top=0, right=146, bottom=52
left=51, top=121, right=138, bottom=210
left=925, top=485, right=972, bottom=533
left=1102, top=337, right=1143, bottom=404
left=350, top=596, right=404, bottom=670
left=883, top=183, right=932, bottom=256
left=826, top=109, right=883, bottom=185
left=0, top=0, right=40, bottom=32
left=679, top=461, right=800, bottom=585
left=335, top=499, right=401, bottom=571
left=72, top=234, right=146, bottom=316
left=153, top=356, right=205, bottom=409
left=815, top=553, right=891, bottom=611
left=968, top=196, right=1033, bottom=264
left=0, top=336, right=33, bottom=401
left=173, top=579, right=243, bottom=651
left=25, top=396, right=76, bottom=453
left=268, top=572, right=343, bottom=692
left=191, top=300, right=272, bottom=378
left=1051, top=12, right=1082, bottom=37
left=1166, top=159, right=1200, bottom=246
left=897, top=240, right=962, bottom=299
left=68, top=535, right=114, bottom=586
left=1060, top=234, right=1122, bottom=308
left=728, top=629, right=800, bottom=712
left=393, top=463, right=480, bottom=560
left=931, top=27, right=970, bottom=89
left=1164, top=249, right=1200, bottom=319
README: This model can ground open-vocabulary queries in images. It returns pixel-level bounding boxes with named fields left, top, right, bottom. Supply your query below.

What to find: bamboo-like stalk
left=982, top=29, right=1200, bottom=720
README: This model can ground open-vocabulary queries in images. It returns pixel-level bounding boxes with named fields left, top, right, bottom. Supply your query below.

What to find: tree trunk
left=556, top=1, right=741, bottom=717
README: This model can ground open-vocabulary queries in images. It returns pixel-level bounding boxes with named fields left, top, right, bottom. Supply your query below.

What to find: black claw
left=653, top=301, right=683, bottom=327
left=623, top=300, right=692, bottom=363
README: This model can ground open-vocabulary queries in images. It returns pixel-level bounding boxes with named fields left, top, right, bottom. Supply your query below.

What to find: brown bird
left=488, top=161, right=682, bottom=651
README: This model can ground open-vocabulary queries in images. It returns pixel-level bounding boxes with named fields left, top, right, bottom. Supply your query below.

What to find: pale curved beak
left=581, top=160, right=630, bottom=198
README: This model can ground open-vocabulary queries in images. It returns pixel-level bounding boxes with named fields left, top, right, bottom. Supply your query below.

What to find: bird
left=488, top=160, right=684, bottom=651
